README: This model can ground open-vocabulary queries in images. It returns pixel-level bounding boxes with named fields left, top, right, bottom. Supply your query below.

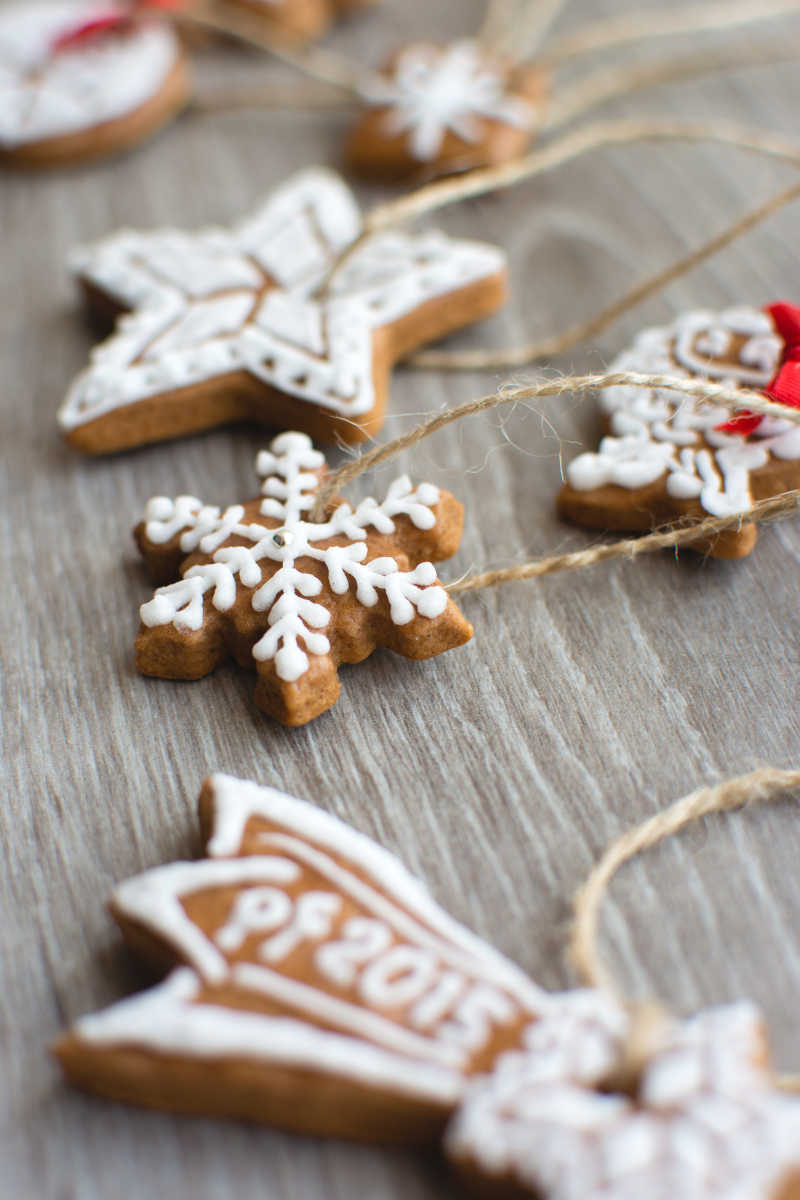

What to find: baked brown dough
left=346, top=40, right=547, bottom=182
left=558, top=306, right=800, bottom=559
left=133, top=432, right=474, bottom=726
left=56, top=774, right=542, bottom=1142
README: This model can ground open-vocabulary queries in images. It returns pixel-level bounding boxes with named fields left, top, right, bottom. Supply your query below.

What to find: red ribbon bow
left=716, top=300, right=800, bottom=435
left=52, top=0, right=186, bottom=52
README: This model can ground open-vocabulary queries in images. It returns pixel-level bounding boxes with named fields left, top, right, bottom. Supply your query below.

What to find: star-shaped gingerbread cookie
left=0, top=2, right=191, bottom=168
left=345, top=40, right=547, bottom=181
left=56, top=773, right=543, bottom=1142
left=448, top=998, right=800, bottom=1198
left=59, top=167, right=507, bottom=453
left=558, top=304, right=800, bottom=559
left=134, top=431, right=473, bottom=725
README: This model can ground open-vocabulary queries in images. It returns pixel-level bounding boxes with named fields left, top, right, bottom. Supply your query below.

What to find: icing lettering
left=315, top=917, right=394, bottom=987
left=215, top=886, right=293, bottom=954
left=258, top=891, right=342, bottom=963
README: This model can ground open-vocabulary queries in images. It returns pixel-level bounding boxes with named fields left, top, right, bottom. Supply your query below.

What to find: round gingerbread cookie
left=345, top=40, right=547, bottom=182
left=0, top=2, right=191, bottom=168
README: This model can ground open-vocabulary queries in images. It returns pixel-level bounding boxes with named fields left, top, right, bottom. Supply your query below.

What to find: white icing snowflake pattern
left=140, top=432, right=452, bottom=684
left=359, top=40, right=535, bottom=162
left=566, top=307, right=800, bottom=517
left=0, top=1, right=181, bottom=148
left=448, top=1000, right=800, bottom=1199
left=58, top=167, right=506, bottom=447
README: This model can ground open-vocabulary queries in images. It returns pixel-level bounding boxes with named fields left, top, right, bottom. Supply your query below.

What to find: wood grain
left=3, top=0, right=800, bottom=1195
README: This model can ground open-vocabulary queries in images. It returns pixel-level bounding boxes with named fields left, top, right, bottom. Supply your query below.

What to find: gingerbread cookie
left=59, top=167, right=507, bottom=452
left=0, top=2, right=191, bottom=168
left=558, top=304, right=800, bottom=559
left=56, top=773, right=544, bottom=1142
left=134, top=431, right=473, bottom=725
left=345, top=40, right=547, bottom=181
left=196, top=0, right=379, bottom=45
left=448, top=1000, right=800, bottom=1198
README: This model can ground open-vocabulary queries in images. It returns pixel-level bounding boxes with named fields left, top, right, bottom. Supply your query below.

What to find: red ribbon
left=52, top=1, right=186, bottom=53
left=715, top=300, right=800, bottom=435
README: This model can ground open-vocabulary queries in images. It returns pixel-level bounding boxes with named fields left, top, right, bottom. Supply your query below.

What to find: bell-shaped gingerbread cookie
left=345, top=39, right=547, bottom=181
left=558, top=304, right=800, bottom=559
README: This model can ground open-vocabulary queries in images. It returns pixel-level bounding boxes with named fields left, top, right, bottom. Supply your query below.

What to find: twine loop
left=568, top=767, right=800, bottom=1091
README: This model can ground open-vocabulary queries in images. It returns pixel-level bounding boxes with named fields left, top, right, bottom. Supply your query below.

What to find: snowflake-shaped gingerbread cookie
left=0, top=1, right=190, bottom=167
left=346, top=40, right=547, bottom=180
left=59, top=167, right=507, bottom=453
left=558, top=304, right=800, bottom=558
left=448, top=999, right=800, bottom=1198
left=135, top=432, right=473, bottom=725
left=56, top=773, right=544, bottom=1142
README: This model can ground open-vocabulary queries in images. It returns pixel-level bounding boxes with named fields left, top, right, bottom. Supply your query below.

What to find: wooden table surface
left=4, top=1, right=800, bottom=1195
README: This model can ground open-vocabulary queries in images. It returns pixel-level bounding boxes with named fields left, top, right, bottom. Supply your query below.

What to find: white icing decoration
left=315, top=917, right=393, bottom=987
left=214, top=885, right=294, bottom=954
left=58, top=168, right=506, bottom=433
left=139, top=431, right=452, bottom=684
left=257, top=891, right=342, bottom=963
left=447, top=999, right=800, bottom=1198
left=360, top=946, right=439, bottom=1008
left=72, top=775, right=549, bottom=1106
left=75, top=968, right=464, bottom=1105
left=359, top=40, right=535, bottom=162
left=206, top=774, right=545, bottom=1009
left=566, top=307, right=800, bottom=518
left=0, top=2, right=182, bottom=148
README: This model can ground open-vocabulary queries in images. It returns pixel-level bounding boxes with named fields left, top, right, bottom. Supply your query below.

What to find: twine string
left=495, top=0, right=572, bottom=63
left=311, top=119, right=800, bottom=302
left=446, top=491, right=800, bottom=593
left=313, top=370, right=800, bottom=518
left=479, top=0, right=518, bottom=52
left=410, top=179, right=800, bottom=371
left=362, top=118, right=800, bottom=235
left=175, top=3, right=361, bottom=92
left=543, top=37, right=800, bottom=135
left=568, top=767, right=800, bottom=1091
left=542, top=0, right=800, bottom=67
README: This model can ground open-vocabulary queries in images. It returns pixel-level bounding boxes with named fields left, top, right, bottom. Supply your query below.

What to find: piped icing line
left=206, top=773, right=546, bottom=1010
left=447, top=1001, right=800, bottom=1198
left=565, top=306, right=800, bottom=517
left=58, top=168, right=506, bottom=432
left=70, top=776, right=549, bottom=1107
left=360, top=40, right=536, bottom=162
left=0, top=2, right=182, bottom=148
left=74, top=968, right=466, bottom=1104
left=138, top=432, right=454, bottom=685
